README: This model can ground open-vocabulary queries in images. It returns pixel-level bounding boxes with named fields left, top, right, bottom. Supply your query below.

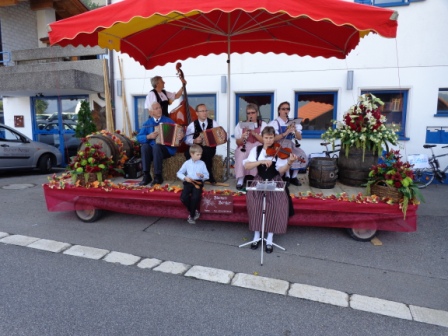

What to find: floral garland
left=46, top=174, right=417, bottom=208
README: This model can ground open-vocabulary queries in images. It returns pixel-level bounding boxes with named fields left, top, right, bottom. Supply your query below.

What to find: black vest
left=152, top=89, right=170, bottom=118
left=256, top=145, right=279, bottom=180
left=193, top=118, right=213, bottom=139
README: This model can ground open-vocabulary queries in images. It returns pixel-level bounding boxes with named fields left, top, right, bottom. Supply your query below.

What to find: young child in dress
left=176, top=144, right=209, bottom=224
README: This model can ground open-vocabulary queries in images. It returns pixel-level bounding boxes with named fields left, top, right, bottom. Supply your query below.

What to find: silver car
left=0, top=123, right=62, bottom=173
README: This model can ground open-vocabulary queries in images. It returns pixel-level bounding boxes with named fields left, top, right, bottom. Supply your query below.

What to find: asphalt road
left=0, top=170, right=447, bottom=334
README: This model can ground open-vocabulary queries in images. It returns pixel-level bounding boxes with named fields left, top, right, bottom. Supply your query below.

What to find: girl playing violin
left=234, top=104, right=267, bottom=190
left=268, top=101, right=308, bottom=186
left=243, top=126, right=298, bottom=254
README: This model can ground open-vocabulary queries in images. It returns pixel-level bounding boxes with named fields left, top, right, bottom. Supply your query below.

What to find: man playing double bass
left=144, top=76, right=186, bottom=118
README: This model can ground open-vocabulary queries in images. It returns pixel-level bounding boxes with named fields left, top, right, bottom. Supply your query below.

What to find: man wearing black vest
left=184, top=104, right=219, bottom=185
left=144, top=76, right=185, bottom=118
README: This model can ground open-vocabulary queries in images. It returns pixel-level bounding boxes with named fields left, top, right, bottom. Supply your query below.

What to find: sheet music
left=239, top=121, right=256, bottom=130
left=286, top=118, right=303, bottom=127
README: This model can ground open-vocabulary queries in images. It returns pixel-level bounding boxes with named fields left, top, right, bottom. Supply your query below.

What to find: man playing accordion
left=184, top=104, right=223, bottom=185
left=137, top=102, right=177, bottom=186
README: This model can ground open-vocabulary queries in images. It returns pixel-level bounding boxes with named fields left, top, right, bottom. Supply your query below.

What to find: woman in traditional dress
left=268, top=101, right=308, bottom=186
left=243, top=126, right=298, bottom=253
left=234, top=103, right=267, bottom=190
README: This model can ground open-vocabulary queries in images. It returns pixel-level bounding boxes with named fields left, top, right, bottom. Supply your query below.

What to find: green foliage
left=34, top=99, right=49, bottom=115
left=81, top=0, right=101, bottom=10
left=75, top=101, right=97, bottom=138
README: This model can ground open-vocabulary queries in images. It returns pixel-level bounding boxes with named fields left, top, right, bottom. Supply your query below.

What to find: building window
left=0, top=98, right=3, bottom=124
left=436, top=89, right=448, bottom=117
left=361, top=90, right=408, bottom=138
left=133, top=94, right=217, bottom=132
left=235, top=93, right=273, bottom=125
left=354, top=0, right=410, bottom=6
left=295, top=92, right=337, bottom=139
left=188, top=94, right=217, bottom=120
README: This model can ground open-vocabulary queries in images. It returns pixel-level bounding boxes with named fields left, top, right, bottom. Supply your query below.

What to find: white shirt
left=268, top=117, right=303, bottom=135
left=185, top=119, right=220, bottom=145
left=234, top=121, right=267, bottom=139
left=144, top=90, right=176, bottom=109
left=242, top=146, right=288, bottom=171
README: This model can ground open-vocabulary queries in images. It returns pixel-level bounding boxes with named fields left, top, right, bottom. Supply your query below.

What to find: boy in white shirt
left=176, top=144, right=210, bottom=224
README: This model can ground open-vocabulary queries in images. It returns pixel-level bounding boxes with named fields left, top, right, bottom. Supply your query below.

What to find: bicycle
left=411, top=144, right=448, bottom=188
left=320, top=142, right=341, bottom=159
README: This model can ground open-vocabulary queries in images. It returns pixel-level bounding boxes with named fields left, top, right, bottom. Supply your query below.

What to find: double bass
left=169, top=62, right=198, bottom=153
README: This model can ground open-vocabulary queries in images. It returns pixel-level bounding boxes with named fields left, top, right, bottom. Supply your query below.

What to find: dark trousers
left=141, top=143, right=172, bottom=174
left=180, top=181, right=203, bottom=217
left=185, top=145, right=216, bottom=182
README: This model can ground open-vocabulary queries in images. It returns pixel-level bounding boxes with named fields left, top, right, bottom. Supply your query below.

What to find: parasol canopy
left=48, top=0, right=398, bottom=179
left=48, top=0, right=398, bottom=70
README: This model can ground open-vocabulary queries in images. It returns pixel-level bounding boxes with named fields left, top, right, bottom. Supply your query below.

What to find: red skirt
left=246, top=175, right=289, bottom=234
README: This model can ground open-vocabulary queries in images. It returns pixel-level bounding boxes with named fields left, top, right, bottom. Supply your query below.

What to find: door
left=33, top=96, right=86, bottom=164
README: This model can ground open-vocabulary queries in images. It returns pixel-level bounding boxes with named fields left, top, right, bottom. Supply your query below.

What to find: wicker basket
left=370, top=180, right=403, bottom=202
left=75, top=172, right=106, bottom=186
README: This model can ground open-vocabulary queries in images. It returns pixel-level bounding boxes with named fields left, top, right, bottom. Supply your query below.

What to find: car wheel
left=38, top=154, right=52, bottom=174
left=75, top=208, right=103, bottom=223
left=346, top=228, right=377, bottom=242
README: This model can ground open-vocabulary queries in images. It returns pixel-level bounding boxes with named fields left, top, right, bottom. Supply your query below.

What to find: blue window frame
left=354, top=0, right=410, bottom=6
left=436, top=89, right=448, bottom=117
left=235, top=93, right=274, bottom=126
left=133, top=94, right=217, bottom=132
left=361, top=90, right=408, bottom=139
left=295, top=91, right=338, bottom=139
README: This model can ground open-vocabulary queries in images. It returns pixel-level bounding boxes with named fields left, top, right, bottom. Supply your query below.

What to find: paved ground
left=1, top=170, right=447, bottom=330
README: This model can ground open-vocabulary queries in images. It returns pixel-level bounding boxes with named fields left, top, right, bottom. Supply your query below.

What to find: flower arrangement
left=322, top=93, right=399, bottom=160
left=366, top=150, right=424, bottom=218
left=67, top=141, right=114, bottom=186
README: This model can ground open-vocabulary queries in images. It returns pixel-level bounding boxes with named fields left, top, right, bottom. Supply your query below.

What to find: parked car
left=0, top=123, right=62, bottom=173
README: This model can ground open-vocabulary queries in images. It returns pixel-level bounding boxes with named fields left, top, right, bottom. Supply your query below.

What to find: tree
left=75, top=100, right=97, bottom=138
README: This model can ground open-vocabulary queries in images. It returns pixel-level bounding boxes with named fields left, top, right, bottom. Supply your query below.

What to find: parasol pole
left=118, top=57, right=132, bottom=137
left=103, top=59, right=114, bottom=133
left=225, top=13, right=231, bottom=181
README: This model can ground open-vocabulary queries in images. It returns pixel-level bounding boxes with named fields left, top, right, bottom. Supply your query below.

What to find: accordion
left=201, top=126, right=228, bottom=147
left=156, top=123, right=186, bottom=147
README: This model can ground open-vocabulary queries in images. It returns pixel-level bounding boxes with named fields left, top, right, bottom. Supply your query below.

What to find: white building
left=1, top=0, right=448, bottom=167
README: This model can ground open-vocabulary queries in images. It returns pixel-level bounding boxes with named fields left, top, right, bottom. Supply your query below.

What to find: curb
left=1, top=232, right=447, bottom=329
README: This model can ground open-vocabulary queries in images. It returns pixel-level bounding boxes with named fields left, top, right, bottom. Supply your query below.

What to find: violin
left=265, top=143, right=293, bottom=160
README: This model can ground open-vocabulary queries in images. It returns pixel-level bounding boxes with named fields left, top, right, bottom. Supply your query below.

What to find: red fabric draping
left=43, top=184, right=417, bottom=232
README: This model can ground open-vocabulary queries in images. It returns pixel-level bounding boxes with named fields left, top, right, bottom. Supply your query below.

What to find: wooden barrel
left=80, top=134, right=119, bottom=163
left=308, top=157, right=338, bottom=189
left=113, top=133, right=134, bottom=159
left=337, top=148, right=378, bottom=187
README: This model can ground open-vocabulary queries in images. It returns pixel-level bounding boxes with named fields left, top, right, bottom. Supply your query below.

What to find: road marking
left=153, top=261, right=191, bottom=275
left=350, top=294, right=412, bottom=320
left=2, top=232, right=448, bottom=328
left=232, top=273, right=289, bottom=295
left=63, top=244, right=109, bottom=260
left=289, top=283, right=349, bottom=307
left=0, top=234, right=39, bottom=246
left=185, top=265, right=234, bottom=284
left=103, top=251, right=141, bottom=266
left=137, top=258, right=162, bottom=269
left=28, top=239, right=71, bottom=253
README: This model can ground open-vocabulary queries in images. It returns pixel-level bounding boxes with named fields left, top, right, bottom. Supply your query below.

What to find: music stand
left=239, top=180, right=286, bottom=265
